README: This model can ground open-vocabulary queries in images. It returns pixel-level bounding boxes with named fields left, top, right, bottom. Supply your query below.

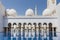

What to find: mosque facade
left=0, top=0, right=60, bottom=40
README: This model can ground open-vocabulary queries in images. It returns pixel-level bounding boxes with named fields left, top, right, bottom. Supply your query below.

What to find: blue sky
left=1, top=0, right=60, bottom=16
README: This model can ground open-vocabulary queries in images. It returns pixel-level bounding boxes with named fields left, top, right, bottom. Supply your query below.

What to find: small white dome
left=42, top=8, right=53, bottom=16
left=25, top=8, right=34, bottom=16
left=6, top=9, right=17, bottom=16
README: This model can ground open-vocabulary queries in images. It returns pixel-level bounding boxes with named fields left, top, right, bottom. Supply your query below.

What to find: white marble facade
left=0, top=0, right=60, bottom=40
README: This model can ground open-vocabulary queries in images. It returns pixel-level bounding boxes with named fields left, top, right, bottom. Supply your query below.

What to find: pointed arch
left=23, top=23, right=27, bottom=29
left=18, top=23, right=22, bottom=29
left=28, top=23, right=32, bottom=25
left=43, top=23, right=47, bottom=25
left=13, top=23, right=17, bottom=25
left=33, top=23, right=37, bottom=31
left=18, top=23, right=22, bottom=27
left=8, top=23, right=11, bottom=27
left=48, top=22, right=53, bottom=37
left=33, top=23, right=36, bottom=27
left=38, top=23, right=42, bottom=32
left=49, top=23, right=52, bottom=27
left=23, top=23, right=27, bottom=26
left=38, top=23, right=41, bottom=27
left=8, top=23, right=11, bottom=32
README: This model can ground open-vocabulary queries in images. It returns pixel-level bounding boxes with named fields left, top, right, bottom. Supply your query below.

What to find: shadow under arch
left=13, top=23, right=17, bottom=25
left=33, top=23, right=37, bottom=31
left=33, top=23, right=37, bottom=27
left=48, top=23, right=53, bottom=33
left=43, top=23, right=47, bottom=25
left=38, top=23, right=42, bottom=33
left=18, top=23, right=22, bottom=30
left=28, top=23, right=32, bottom=25
left=48, top=22, right=53, bottom=40
left=8, top=23, right=11, bottom=32
left=43, top=22, right=47, bottom=30
left=38, top=23, right=41, bottom=26
left=49, top=23, right=57, bottom=37
left=18, top=23, right=22, bottom=28
left=23, top=23, right=27, bottom=26
left=23, top=23, right=27, bottom=30
left=49, top=23, right=52, bottom=27
left=13, top=22, right=17, bottom=28
left=28, top=23, right=32, bottom=30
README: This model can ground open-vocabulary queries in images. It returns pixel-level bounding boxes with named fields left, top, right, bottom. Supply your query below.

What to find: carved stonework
left=47, top=0, right=49, bottom=7
left=52, top=10, right=56, bottom=14
left=52, top=0, right=55, bottom=4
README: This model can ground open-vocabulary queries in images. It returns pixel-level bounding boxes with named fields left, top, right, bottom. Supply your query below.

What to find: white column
left=25, top=25, right=28, bottom=38
left=31, top=25, right=35, bottom=40
left=28, top=25, right=32, bottom=38
left=43, top=25, right=47, bottom=40
left=41, top=27, right=44, bottom=40
left=36, top=26, right=39, bottom=38
left=32, top=25, right=35, bottom=38
left=21, top=24, right=23, bottom=38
